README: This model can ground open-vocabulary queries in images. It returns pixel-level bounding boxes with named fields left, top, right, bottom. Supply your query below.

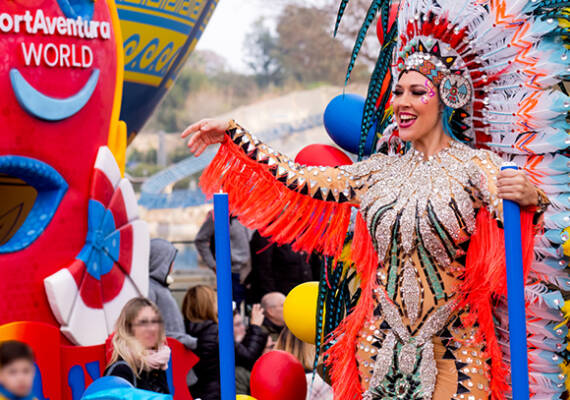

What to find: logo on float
left=0, top=5, right=112, bottom=121
left=0, top=9, right=111, bottom=69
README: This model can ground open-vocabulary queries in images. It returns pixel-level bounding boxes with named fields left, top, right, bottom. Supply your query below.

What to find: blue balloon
left=82, top=388, right=172, bottom=400
left=323, top=94, right=376, bottom=155
left=83, top=377, right=133, bottom=397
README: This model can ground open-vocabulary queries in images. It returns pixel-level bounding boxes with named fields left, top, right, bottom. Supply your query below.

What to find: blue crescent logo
left=10, top=68, right=100, bottom=122
left=11, top=0, right=100, bottom=121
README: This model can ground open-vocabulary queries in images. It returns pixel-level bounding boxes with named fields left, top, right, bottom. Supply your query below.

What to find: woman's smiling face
left=392, top=70, right=443, bottom=143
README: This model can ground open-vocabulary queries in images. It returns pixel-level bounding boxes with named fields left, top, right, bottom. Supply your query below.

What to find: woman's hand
left=497, top=168, right=538, bottom=208
left=180, top=118, right=230, bottom=157
left=249, top=304, right=265, bottom=327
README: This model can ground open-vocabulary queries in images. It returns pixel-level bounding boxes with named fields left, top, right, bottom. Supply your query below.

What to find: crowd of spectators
left=1, top=213, right=330, bottom=399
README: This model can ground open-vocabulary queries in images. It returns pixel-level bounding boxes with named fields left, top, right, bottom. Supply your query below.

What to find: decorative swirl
left=123, top=34, right=140, bottom=59
left=124, top=34, right=178, bottom=78
left=148, top=42, right=176, bottom=76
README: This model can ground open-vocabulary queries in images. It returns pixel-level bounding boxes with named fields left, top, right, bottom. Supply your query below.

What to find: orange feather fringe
left=200, top=137, right=353, bottom=259
left=326, top=212, right=379, bottom=399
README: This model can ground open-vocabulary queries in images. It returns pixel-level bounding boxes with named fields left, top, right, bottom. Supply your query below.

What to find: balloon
left=83, top=377, right=173, bottom=399
left=563, top=227, right=570, bottom=257
left=295, top=144, right=353, bottom=167
left=83, top=376, right=133, bottom=396
left=283, top=282, right=320, bottom=344
left=82, top=388, right=171, bottom=399
left=250, top=351, right=307, bottom=400
left=237, top=396, right=258, bottom=400
left=376, top=2, right=399, bottom=43
left=117, top=1, right=219, bottom=140
left=323, top=94, right=376, bottom=155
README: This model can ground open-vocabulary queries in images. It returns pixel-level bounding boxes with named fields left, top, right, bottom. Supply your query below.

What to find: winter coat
left=248, top=231, right=321, bottom=303
left=104, top=359, right=170, bottom=394
left=235, top=366, right=251, bottom=396
left=185, top=320, right=268, bottom=400
left=148, top=238, right=197, bottom=350
left=235, top=324, right=268, bottom=370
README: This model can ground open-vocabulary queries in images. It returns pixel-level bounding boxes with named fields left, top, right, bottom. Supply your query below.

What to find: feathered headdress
left=330, top=0, right=570, bottom=398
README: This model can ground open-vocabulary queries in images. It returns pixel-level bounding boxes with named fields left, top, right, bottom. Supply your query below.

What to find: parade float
left=0, top=0, right=217, bottom=398
left=1, top=0, right=569, bottom=399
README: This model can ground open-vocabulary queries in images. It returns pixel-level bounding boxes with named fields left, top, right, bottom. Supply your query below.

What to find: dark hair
left=0, top=341, right=35, bottom=367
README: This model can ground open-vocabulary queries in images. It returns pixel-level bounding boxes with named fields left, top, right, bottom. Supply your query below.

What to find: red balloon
left=376, top=2, right=399, bottom=43
left=250, top=351, right=307, bottom=400
left=294, top=144, right=353, bottom=167
left=376, top=12, right=384, bottom=43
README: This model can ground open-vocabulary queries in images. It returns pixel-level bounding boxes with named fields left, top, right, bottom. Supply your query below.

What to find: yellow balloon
left=562, top=227, right=570, bottom=257
left=283, top=281, right=322, bottom=344
left=236, top=395, right=257, bottom=400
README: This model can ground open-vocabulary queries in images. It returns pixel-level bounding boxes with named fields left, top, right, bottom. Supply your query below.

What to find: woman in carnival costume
left=181, top=0, right=570, bottom=398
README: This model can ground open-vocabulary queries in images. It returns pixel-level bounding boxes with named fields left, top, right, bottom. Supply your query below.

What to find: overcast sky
left=197, top=0, right=329, bottom=72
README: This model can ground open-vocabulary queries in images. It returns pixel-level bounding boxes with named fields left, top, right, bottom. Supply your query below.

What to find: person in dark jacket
left=248, top=231, right=321, bottom=303
left=148, top=238, right=198, bottom=351
left=182, top=286, right=267, bottom=400
left=233, top=308, right=266, bottom=395
left=105, top=297, right=171, bottom=394
left=234, top=304, right=266, bottom=369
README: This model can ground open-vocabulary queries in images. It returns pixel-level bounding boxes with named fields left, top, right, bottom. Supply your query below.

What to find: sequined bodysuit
left=345, top=144, right=502, bottom=400
left=202, top=122, right=542, bottom=400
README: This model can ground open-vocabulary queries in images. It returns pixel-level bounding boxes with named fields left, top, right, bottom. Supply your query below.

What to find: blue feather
left=313, top=253, right=359, bottom=376
left=524, top=0, right=570, bottom=13
left=313, top=259, right=328, bottom=373
left=345, top=0, right=386, bottom=85
left=380, top=0, right=391, bottom=33
left=358, top=24, right=398, bottom=158
left=334, top=0, right=351, bottom=37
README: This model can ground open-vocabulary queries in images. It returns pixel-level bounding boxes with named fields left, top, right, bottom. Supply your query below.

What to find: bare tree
left=275, top=4, right=356, bottom=84
left=326, top=0, right=382, bottom=67
left=244, top=18, right=285, bottom=87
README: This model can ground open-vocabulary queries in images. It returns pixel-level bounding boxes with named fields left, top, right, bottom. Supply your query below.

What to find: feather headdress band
left=395, top=37, right=474, bottom=108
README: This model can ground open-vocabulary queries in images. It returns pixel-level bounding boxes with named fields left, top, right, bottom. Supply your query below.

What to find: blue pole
left=501, top=164, right=530, bottom=400
left=213, top=193, right=236, bottom=400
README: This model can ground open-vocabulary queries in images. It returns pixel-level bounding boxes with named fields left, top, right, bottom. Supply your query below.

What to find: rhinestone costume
left=199, top=0, right=570, bottom=397
left=199, top=121, right=544, bottom=400
left=348, top=143, right=503, bottom=400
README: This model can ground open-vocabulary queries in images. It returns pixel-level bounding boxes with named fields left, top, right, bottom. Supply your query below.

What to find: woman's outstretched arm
left=181, top=119, right=384, bottom=258
left=182, top=119, right=379, bottom=204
